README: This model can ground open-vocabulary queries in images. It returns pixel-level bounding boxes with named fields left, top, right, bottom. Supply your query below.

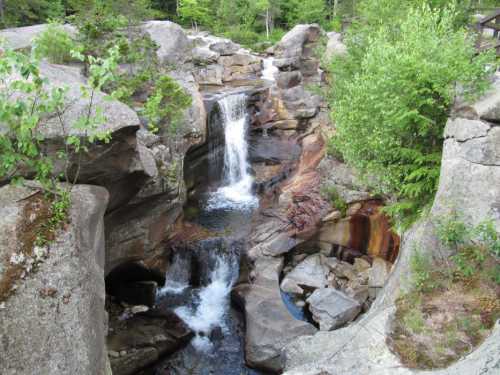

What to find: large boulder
left=273, top=24, right=323, bottom=60
left=2, top=61, right=147, bottom=211
left=233, top=257, right=316, bottom=372
left=0, top=23, right=76, bottom=51
left=142, top=21, right=193, bottom=66
left=280, top=254, right=329, bottom=294
left=306, top=288, right=361, bottom=330
left=0, top=184, right=111, bottom=375
left=108, top=310, right=192, bottom=375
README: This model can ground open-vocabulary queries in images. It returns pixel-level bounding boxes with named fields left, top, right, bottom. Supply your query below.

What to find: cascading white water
left=207, top=93, right=257, bottom=210
left=175, top=256, right=237, bottom=351
left=157, top=252, right=191, bottom=296
left=262, top=57, right=278, bottom=82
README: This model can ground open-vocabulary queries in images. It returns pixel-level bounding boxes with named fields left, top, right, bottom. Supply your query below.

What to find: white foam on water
left=174, top=258, right=234, bottom=352
left=206, top=93, right=258, bottom=211
left=157, top=252, right=191, bottom=298
left=157, top=281, right=188, bottom=296
left=262, top=57, right=278, bottom=82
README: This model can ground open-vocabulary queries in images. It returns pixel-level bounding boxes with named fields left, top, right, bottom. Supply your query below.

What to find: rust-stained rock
left=318, top=202, right=399, bottom=263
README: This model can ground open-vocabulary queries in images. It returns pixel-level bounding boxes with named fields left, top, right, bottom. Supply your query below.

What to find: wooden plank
left=477, top=40, right=500, bottom=54
left=484, top=21, right=500, bottom=31
left=478, top=8, right=500, bottom=25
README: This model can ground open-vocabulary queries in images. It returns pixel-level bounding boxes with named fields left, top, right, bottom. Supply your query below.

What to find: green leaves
left=329, top=1, right=497, bottom=227
left=0, top=49, right=57, bottom=183
left=32, top=22, right=79, bottom=64
left=0, top=44, right=120, bottom=190
left=143, top=75, right=192, bottom=135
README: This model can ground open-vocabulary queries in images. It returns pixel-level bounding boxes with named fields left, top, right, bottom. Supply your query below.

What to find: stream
left=149, top=92, right=264, bottom=375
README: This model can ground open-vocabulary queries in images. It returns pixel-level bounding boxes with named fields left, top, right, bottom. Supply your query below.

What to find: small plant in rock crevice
left=321, top=185, right=348, bottom=216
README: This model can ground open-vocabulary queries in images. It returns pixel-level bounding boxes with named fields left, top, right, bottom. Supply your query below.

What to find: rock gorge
left=0, top=19, right=498, bottom=375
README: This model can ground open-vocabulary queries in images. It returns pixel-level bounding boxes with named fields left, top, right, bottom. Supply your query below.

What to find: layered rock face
left=281, top=73, right=500, bottom=375
left=188, top=33, right=263, bottom=85
left=0, top=184, right=111, bottom=375
left=104, top=21, right=208, bottom=275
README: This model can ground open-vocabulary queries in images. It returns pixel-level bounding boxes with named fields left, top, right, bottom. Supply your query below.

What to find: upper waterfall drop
left=207, top=93, right=257, bottom=210
left=262, top=57, right=278, bottom=82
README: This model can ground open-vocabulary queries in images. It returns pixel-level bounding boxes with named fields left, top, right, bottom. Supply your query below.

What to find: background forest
left=1, top=0, right=499, bottom=49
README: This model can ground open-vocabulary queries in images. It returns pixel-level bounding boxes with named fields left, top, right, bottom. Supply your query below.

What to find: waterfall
left=262, top=57, right=278, bottom=82
left=207, top=93, right=257, bottom=210
left=156, top=239, right=240, bottom=354
left=175, top=254, right=237, bottom=351
left=157, top=252, right=191, bottom=296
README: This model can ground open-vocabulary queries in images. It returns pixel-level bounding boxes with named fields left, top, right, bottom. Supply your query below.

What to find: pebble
left=131, top=305, right=149, bottom=314
left=154, top=334, right=168, bottom=342
left=108, top=350, right=119, bottom=358
left=295, top=300, right=306, bottom=308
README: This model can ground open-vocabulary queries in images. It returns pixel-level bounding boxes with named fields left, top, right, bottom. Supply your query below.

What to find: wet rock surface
left=107, top=302, right=193, bottom=375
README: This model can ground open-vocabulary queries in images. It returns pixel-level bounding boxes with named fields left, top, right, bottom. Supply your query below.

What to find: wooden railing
left=476, top=8, right=500, bottom=56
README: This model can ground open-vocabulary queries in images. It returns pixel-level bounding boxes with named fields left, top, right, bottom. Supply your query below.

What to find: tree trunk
left=0, top=0, right=5, bottom=25
left=266, top=8, right=270, bottom=39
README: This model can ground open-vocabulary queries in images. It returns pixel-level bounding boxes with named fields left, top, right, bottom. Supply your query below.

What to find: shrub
left=435, top=212, right=468, bottom=248
left=223, top=27, right=261, bottom=47
left=143, top=76, right=192, bottom=135
left=329, top=3, right=496, bottom=227
left=435, top=216, right=500, bottom=282
left=32, top=22, right=78, bottom=64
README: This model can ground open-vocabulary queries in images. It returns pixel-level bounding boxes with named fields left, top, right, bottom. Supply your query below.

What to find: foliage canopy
left=328, top=2, right=496, bottom=227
